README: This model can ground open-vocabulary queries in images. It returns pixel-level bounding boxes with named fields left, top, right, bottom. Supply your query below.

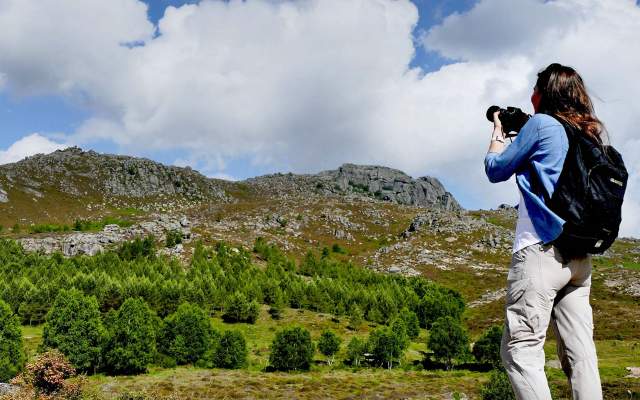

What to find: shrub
left=367, top=326, right=405, bottom=369
left=427, top=316, right=470, bottom=370
left=480, top=369, right=515, bottom=400
left=317, top=330, right=342, bottom=365
left=103, top=298, right=158, bottom=375
left=398, top=307, right=420, bottom=340
left=117, top=236, right=156, bottom=261
left=331, top=244, right=346, bottom=254
left=42, top=289, right=104, bottom=373
left=11, top=224, right=20, bottom=234
left=344, top=336, right=366, bottom=367
left=165, top=230, right=183, bottom=248
left=222, top=292, right=260, bottom=324
left=159, top=303, right=215, bottom=365
left=473, top=325, right=503, bottom=368
left=0, top=299, right=25, bottom=381
left=269, top=327, right=315, bottom=371
left=417, top=288, right=465, bottom=329
left=16, top=349, right=76, bottom=395
left=212, top=330, right=247, bottom=369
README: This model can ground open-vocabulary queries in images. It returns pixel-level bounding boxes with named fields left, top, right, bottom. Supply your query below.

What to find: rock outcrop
left=0, top=147, right=227, bottom=201
left=19, top=214, right=192, bottom=257
left=245, top=163, right=462, bottom=211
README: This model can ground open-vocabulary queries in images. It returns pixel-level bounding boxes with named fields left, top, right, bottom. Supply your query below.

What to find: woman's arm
left=487, top=110, right=506, bottom=154
left=484, top=113, right=539, bottom=183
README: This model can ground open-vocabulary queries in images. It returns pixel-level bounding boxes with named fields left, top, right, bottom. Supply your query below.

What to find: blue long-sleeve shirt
left=484, top=113, right=569, bottom=244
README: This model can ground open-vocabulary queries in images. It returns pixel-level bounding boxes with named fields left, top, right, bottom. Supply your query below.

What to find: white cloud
left=0, top=134, right=67, bottom=165
left=0, top=0, right=639, bottom=236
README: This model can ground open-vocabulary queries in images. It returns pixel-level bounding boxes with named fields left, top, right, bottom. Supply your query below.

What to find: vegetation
left=11, top=350, right=81, bottom=398
left=428, top=316, right=470, bottom=370
left=317, top=330, right=342, bottom=365
left=165, top=230, right=183, bottom=248
left=42, top=289, right=104, bottom=373
left=159, top=302, right=215, bottom=365
left=473, top=325, right=503, bottom=368
left=480, top=369, right=515, bottom=400
left=0, top=299, right=25, bottom=381
left=103, top=298, right=158, bottom=375
left=210, top=330, right=247, bottom=369
left=269, top=326, right=315, bottom=371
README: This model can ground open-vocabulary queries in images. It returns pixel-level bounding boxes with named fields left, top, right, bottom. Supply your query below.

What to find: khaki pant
left=500, top=243, right=602, bottom=399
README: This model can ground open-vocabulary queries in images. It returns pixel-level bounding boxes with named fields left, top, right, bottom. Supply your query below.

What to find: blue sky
left=0, top=0, right=475, bottom=178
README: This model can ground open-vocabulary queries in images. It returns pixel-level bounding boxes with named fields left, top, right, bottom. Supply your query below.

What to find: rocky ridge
left=0, top=147, right=228, bottom=203
left=244, top=163, right=461, bottom=211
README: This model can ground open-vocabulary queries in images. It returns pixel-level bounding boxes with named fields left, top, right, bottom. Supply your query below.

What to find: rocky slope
left=244, top=163, right=461, bottom=211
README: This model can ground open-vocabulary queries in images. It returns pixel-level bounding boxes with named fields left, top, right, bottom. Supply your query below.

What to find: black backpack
left=538, top=118, right=628, bottom=258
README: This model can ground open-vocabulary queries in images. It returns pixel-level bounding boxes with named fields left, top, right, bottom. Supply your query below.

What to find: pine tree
left=0, top=299, right=25, bottom=381
left=42, top=289, right=104, bottom=373
left=103, top=298, right=158, bottom=375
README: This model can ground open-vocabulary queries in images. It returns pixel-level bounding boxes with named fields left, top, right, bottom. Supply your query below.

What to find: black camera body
left=486, top=105, right=531, bottom=137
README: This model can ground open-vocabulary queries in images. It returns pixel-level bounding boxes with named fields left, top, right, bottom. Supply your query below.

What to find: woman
left=484, top=63, right=603, bottom=399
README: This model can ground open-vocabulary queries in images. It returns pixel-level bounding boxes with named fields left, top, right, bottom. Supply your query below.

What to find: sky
left=1, top=0, right=639, bottom=237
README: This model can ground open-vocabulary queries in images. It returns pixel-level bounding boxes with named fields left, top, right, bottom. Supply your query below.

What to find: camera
left=486, top=105, right=531, bottom=137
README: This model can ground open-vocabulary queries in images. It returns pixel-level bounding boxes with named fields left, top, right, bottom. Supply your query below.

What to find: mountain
left=0, top=147, right=460, bottom=225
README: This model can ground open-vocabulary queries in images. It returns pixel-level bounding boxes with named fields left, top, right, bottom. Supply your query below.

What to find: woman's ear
left=531, top=87, right=541, bottom=113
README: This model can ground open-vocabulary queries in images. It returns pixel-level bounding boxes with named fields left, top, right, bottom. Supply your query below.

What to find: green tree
left=390, top=317, right=410, bottom=351
left=317, top=330, right=342, bottom=365
left=417, top=288, right=465, bottom=329
left=103, top=298, right=158, bottom=375
left=344, top=336, right=366, bottom=367
left=428, top=316, right=470, bottom=370
left=212, top=330, right=247, bottom=369
left=269, top=327, right=315, bottom=371
left=398, top=307, right=420, bottom=340
left=222, top=292, right=259, bottom=324
left=42, top=289, right=104, bottom=373
left=159, top=303, right=215, bottom=365
left=348, top=304, right=364, bottom=330
left=0, top=299, right=25, bottom=381
left=473, top=325, right=503, bottom=368
left=480, top=369, right=515, bottom=400
left=367, top=326, right=405, bottom=369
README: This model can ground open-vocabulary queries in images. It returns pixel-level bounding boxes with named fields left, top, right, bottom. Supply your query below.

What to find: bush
left=427, top=316, right=470, bottom=370
left=159, top=303, right=215, bottom=365
left=0, top=299, right=25, bottom=381
left=344, top=336, right=366, bottom=367
left=103, top=298, right=158, bottom=375
left=398, top=307, right=420, bottom=340
left=317, top=330, right=342, bottom=365
left=16, top=349, right=76, bottom=395
left=367, top=326, right=405, bottom=369
left=417, top=288, right=465, bottom=329
left=42, top=289, right=104, bottom=373
left=473, top=325, right=503, bottom=368
left=222, top=292, right=260, bottom=324
left=211, top=330, right=247, bottom=369
left=269, top=327, right=315, bottom=371
left=480, top=369, right=515, bottom=400
left=165, top=230, right=183, bottom=248
left=117, top=236, right=156, bottom=261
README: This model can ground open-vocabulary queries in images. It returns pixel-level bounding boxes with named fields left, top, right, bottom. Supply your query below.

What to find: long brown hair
left=535, top=63, right=606, bottom=143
